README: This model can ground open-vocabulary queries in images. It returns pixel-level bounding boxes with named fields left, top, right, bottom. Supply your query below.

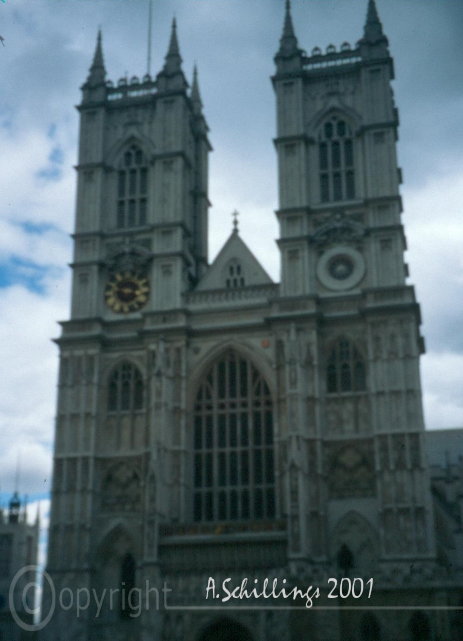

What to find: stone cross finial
left=232, top=210, right=239, bottom=233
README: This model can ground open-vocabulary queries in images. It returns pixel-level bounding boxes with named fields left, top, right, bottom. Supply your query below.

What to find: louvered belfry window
left=117, top=145, right=148, bottom=228
left=193, top=350, right=276, bottom=522
left=319, top=117, right=355, bottom=203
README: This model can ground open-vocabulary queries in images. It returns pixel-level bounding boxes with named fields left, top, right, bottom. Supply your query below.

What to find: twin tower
left=42, top=3, right=460, bottom=641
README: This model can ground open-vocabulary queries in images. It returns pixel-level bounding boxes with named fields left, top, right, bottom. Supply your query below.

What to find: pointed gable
left=196, top=231, right=273, bottom=291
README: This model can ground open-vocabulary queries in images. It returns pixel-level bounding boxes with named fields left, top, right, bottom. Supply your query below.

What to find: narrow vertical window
left=117, top=145, right=149, bottom=228
left=107, top=362, right=144, bottom=412
left=346, top=171, right=355, bottom=199
left=224, top=260, right=246, bottom=288
left=332, top=141, right=341, bottom=169
left=320, top=174, right=330, bottom=203
left=318, top=117, right=355, bottom=202
left=319, top=143, right=328, bottom=171
left=344, top=139, right=353, bottom=166
left=326, top=339, right=366, bottom=394
left=120, top=553, right=136, bottom=619
left=333, top=172, right=342, bottom=201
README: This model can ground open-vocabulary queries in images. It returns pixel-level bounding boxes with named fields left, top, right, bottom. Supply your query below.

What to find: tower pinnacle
left=362, top=0, right=386, bottom=44
left=87, top=29, right=106, bottom=86
left=275, top=0, right=303, bottom=72
left=358, top=0, right=389, bottom=59
left=191, top=65, right=203, bottom=112
left=163, top=17, right=183, bottom=74
left=283, top=0, right=296, bottom=40
left=278, top=0, right=299, bottom=57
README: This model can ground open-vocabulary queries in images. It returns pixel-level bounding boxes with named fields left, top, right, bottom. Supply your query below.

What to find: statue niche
left=326, top=442, right=375, bottom=499
left=101, top=461, right=141, bottom=512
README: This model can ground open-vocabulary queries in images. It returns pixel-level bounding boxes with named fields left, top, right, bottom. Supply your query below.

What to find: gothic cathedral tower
left=42, top=3, right=461, bottom=641
left=273, top=0, right=435, bottom=569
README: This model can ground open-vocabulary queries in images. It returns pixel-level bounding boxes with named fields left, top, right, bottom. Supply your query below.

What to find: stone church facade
left=42, top=2, right=463, bottom=640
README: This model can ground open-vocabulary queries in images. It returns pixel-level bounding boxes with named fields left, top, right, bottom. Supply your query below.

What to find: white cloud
left=0, top=275, right=70, bottom=495
left=422, top=352, right=463, bottom=429
left=404, top=163, right=463, bottom=356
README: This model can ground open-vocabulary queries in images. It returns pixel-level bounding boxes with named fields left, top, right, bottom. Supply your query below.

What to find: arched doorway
left=361, top=612, right=381, bottom=641
left=92, top=525, right=137, bottom=623
left=409, top=611, right=431, bottom=641
left=331, top=511, right=378, bottom=576
left=198, top=618, right=254, bottom=641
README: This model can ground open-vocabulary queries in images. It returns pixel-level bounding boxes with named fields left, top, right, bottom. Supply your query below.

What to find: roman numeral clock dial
left=104, top=270, right=150, bottom=314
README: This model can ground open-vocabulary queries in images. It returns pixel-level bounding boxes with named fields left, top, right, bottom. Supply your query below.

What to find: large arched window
left=193, top=350, right=275, bottom=522
left=117, top=144, right=148, bottom=228
left=108, top=362, right=144, bottom=412
left=326, top=338, right=366, bottom=394
left=319, top=116, right=355, bottom=203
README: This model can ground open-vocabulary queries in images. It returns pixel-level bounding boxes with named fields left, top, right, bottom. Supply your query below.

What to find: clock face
left=105, top=270, right=150, bottom=314
left=328, top=254, right=354, bottom=281
left=316, top=246, right=365, bottom=291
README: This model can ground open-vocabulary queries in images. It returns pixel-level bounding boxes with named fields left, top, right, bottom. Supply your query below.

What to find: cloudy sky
left=1, top=0, right=463, bottom=544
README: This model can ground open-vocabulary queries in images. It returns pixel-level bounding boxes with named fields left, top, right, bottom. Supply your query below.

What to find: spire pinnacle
left=191, top=64, right=203, bottom=111
left=283, top=0, right=296, bottom=40
left=87, top=28, right=106, bottom=86
left=163, top=16, right=183, bottom=74
left=363, top=0, right=385, bottom=43
left=367, top=0, right=380, bottom=25
left=276, top=0, right=301, bottom=61
left=168, top=17, right=180, bottom=57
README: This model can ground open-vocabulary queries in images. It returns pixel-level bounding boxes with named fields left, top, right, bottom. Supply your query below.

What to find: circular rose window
left=317, top=246, right=365, bottom=291
left=328, top=255, right=354, bottom=281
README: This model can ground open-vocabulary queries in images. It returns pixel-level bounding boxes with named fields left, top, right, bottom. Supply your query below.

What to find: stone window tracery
left=107, top=362, right=144, bottom=413
left=326, top=338, right=366, bottom=394
left=117, top=144, right=148, bottom=228
left=193, top=350, right=275, bottom=522
left=319, top=116, right=355, bottom=203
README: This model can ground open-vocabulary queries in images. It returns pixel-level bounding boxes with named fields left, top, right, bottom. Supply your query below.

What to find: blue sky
left=1, top=0, right=463, bottom=559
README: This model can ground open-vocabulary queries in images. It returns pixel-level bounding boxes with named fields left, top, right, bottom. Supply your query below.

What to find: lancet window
left=117, top=145, right=148, bottom=228
left=319, top=116, right=355, bottom=203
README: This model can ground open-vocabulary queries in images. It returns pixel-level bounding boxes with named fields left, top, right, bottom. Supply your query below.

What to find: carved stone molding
left=104, top=238, right=153, bottom=275
left=310, top=211, right=366, bottom=249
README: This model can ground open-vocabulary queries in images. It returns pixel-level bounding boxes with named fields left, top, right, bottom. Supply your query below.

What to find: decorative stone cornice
left=310, top=211, right=366, bottom=247
left=104, top=238, right=153, bottom=275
